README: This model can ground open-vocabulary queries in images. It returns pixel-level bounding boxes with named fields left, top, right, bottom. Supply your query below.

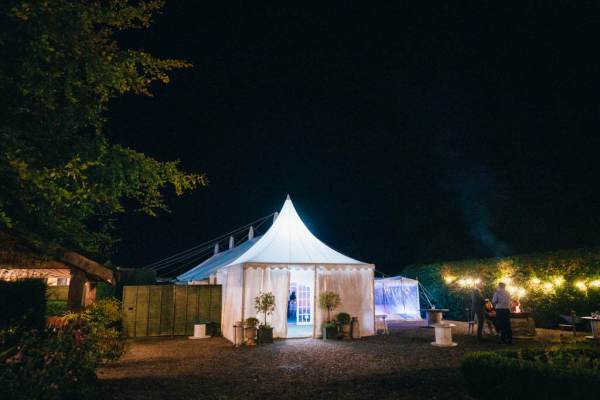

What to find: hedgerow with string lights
left=403, top=248, right=600, bottom=326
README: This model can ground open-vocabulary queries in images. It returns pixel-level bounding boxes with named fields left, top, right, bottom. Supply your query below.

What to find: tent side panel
left=217, top=264, right=243, bottom=343
left=316, top=266, right=375, bottom=337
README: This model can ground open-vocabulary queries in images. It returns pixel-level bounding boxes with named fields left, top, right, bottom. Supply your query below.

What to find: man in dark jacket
left=471, top=281, right=485, bottom=342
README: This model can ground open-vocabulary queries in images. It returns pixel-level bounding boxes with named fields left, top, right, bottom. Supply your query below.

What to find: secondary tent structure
left=178, top=196, right=375, bottom=342
left=374, top=276, right=421, bottom=321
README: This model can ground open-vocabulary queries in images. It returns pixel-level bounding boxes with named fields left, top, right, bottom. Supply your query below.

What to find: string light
left=575, top=281, right=587, bottom=291
left=444, top=275, right=457, bottom=284
left=553, top=276, right=565, bottom=287
left=529, top=277, right=541, bottom=286
left=590, top=280, right=600, bottom=288
left=542, top=282, right=554, bottom=292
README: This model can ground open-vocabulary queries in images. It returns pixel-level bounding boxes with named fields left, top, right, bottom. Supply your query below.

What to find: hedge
left=0, top=279, right=47, bottom=330
left=403, top=248, right=600, bottom=326
left=462, top=346, right=600, bottom=400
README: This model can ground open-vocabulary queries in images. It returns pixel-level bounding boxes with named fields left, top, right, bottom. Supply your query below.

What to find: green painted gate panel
left=122, top=284, right=221, bottom=338
left=147, top=286, right=162, bottom=336
left=134, top=286, right=150, bottom=337
left=209, top=286, right=221, bottom=327
left=185, top=286, right=199, bottom=336
left=159, top=285, right=174, bottom=336
left=122, top=286, right=137, bottom=338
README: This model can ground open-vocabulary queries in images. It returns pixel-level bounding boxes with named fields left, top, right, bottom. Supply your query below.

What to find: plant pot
left=258, top=327, right=273, bottom=344
left=341, top=323, right=351, bottom=338
left=245, top=327, right=257, bottom=346
left=322, top=324, right=338, bottom=340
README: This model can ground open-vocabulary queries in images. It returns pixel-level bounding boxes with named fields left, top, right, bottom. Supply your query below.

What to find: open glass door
left=287, top=269, right=314, bottom=338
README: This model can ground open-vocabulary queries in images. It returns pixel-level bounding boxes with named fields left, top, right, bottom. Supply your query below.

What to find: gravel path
left=98, top=321, right=558, bottom=400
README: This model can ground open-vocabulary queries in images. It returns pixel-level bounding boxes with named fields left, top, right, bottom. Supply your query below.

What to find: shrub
left=462, top=346, right=600, bottom=400
left=0, top=299, right=125, bottom=399
left=0, top=279, right=47, bottom=330
left=336, top=312, right=351, bottom=325
left=244, top=317, right=260, bottom=328
left=403, top=248, right=600, bottom=326
left=46, top=300, right=68, bottom=317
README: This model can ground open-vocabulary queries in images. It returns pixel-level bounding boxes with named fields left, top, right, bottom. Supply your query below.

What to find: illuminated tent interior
left=374, top=276, right=421, bottom=321
left=177, top=195, right=376, bottom=342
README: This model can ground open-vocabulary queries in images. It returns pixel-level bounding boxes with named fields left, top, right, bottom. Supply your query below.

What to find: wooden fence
left=122, top=285, right=221, bottom=338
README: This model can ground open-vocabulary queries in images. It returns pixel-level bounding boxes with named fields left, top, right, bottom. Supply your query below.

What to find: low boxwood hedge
left=462, top=346, right=600, bottom=400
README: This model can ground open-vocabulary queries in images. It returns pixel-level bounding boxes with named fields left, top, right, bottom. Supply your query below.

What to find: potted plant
left=318, top=291, right=341, bottom=340
left=336, top=312, right=351, bottom=338
left=254, top=292, right=276, bottom=344
left=244, top=317, right=259, bottom=346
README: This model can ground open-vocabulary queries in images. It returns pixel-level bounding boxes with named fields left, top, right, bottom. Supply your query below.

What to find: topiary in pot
left=336, top=312, right=351, bottom=338
left=255, top=292, right=276, bottom=344
left=319, top=291, right=341, bottom=340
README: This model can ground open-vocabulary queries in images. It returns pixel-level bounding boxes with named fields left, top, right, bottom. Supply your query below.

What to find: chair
left=559, top=311, right=580, bottom=337
left=465, top=308, right=476, bottom=335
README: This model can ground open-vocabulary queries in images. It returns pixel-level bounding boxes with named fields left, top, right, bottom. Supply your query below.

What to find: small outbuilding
left=178, top=196, right=376, bottom=342
left=0, top=232, right=114, bottom=310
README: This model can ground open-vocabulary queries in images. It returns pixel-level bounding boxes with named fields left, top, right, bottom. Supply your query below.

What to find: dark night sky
left=107, top=3, right=600, bottom=275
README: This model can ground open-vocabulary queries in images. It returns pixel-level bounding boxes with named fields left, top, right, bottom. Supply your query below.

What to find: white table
left=581, top=317, right=600, bottom=340
left=431, top=322, right=458, bottom=347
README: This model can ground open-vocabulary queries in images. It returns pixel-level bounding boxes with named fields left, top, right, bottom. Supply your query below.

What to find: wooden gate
left=122, top=285, right=221, bottom=338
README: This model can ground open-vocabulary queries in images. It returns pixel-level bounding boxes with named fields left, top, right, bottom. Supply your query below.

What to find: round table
left=421, top=309, right=449, bottom=327
left=431, top=322, right=458, bottom=347
left=581, top=317, right=600, bottom=340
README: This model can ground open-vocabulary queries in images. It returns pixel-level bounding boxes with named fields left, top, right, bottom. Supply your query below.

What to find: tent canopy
left=374, top=275, right=421, bottom=321
left=177, top=195, right=365, bottom=282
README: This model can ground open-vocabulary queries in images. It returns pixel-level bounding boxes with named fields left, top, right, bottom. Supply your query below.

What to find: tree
left=0, top=1, right=205, bottom=256
left=254, top=292, right=276, bottom=328
left=318, top=291, right=341, bottom=322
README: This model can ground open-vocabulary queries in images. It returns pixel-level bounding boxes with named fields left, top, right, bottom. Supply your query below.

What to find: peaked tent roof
left=230, top=196, right=365, bottom=265
left=177, top=196, right=366, bottom=281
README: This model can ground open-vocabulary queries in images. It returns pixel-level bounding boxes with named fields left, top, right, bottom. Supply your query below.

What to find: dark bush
left=462, top=346, right=600, bottom=400
left=403, top=248, right=600, bottom=326
left=46, top=300, right=68, bottom=317
left=0, top=298, right=125, bottom=400
left=0, top=279, right=47, bottom=330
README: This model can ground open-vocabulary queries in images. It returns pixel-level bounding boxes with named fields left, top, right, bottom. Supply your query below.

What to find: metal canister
left=350, top=317, right=361, bottom=339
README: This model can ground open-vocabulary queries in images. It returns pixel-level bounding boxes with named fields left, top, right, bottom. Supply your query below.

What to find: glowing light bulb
left=542, top=282, right=554, bottom=292
left=518, top=287, right=527, bottom=297
left=553, top=277, right=565, bottom=287
left=444, top=275, right=456, bottom=284
left=465, top=278, right=474, bottom=286
left=530, top=277, right=541, bottom=286
left=589, top=280, right=600, bottom=288
left=575, top=281, right=587, bottom=291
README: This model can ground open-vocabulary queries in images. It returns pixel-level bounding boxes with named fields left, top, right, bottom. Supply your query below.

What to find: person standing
left=471, top=281, right=485, bottom=342
left=492, top=282, right=513, bottom=344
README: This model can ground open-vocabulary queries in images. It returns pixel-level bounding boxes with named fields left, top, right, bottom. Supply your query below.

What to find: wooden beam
left=58, top=250, right=114, bottom=284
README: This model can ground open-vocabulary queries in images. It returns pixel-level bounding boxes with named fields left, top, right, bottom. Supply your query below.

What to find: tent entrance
left=287, top=269, right=314, bottom=338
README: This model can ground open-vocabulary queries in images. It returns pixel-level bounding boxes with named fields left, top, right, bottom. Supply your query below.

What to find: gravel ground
left=98, top=321, right=562, bottom=400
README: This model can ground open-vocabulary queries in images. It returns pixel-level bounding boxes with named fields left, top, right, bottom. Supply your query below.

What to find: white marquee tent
left=374, top=276, right=421, bottom=321
left=177, top=196, right=375, bottom=342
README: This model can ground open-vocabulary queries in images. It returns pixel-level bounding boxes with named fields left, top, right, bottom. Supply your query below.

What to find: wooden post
left=84, top=281, right=97, bottom=307
left=67, top=269, right=87, bottom=311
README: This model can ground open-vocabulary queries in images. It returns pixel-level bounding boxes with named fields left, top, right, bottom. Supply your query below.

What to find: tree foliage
left=0, top=1, right=205, bottom=256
